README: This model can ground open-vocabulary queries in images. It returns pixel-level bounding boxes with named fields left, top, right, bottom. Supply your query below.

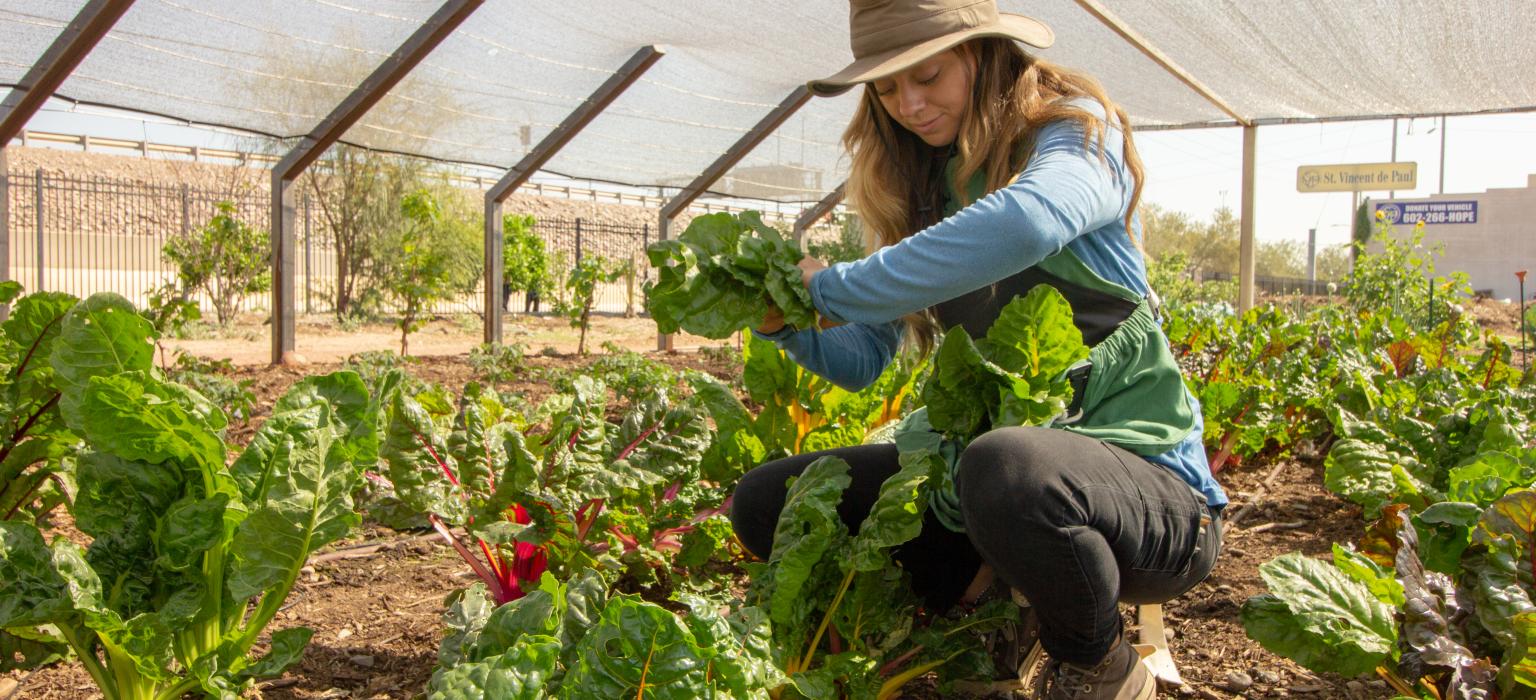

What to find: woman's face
left=871, top=47, right=976, bottom=147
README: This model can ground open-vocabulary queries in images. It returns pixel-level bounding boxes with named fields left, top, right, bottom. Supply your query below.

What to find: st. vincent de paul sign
left=1296, top=162, right=1418, bottom=193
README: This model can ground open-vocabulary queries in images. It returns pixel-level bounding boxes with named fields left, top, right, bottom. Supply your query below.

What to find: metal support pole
left=0, top=148, right=9, bottom=320
left=303, top=195, right=312, bottom=315
left=642, top=222, right=650, bottom=282
left=794, top=181, right=847, bottom=249
left=34, top=168, right=44, bottom=292
left=1438, top=115, right=1447, bottom=195
left=575, top=218, right=583, bottom=263
left=484, top=199, right=504, bottom=343
left=1389, top=118, right=1397, bottom=200
left=270, top=0, right=483, bottom=363
left=1306, top=227, right=1316, bottom=290
left=656, top=215, right=672, bottom=352
left=271, top=174, right=296, bottom=362
left=1237, top=126, right=1257, bottom=313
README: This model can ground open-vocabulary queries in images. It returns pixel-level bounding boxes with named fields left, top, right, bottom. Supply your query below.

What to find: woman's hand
left=757, top=304, right=786, bottom=335
left=798, top=256, right=827, bottom=290
left=795, top=256, right=843, bottom=329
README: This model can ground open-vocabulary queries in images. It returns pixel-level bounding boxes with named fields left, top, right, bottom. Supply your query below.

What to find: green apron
left=921, top=163, right=1196, bottom=532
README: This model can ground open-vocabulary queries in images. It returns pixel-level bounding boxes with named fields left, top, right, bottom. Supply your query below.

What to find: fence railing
left=1202, top=270, right=1336, bottom=296
left=3, top=169, right=659, bottom=321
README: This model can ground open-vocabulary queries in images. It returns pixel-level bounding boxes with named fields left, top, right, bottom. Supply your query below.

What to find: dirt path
left=165, top=312, right=729, bottom=366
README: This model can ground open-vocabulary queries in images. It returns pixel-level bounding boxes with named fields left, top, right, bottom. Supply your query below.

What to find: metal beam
left=0, top=0, right=134, bottom=145
left=1237, top=125, right=1257, bottom=313
left=0, top=149, right=9, bottom=322
left=484, top=45, right=665, bottom=344
left=1071, top=0, right=1251, bottom=127
left=487, top=46, right=665, bottom=205
left=656, top=86, right=813, bottom=351
left=270, top=0, right=483, bottom=364
left=660, top=87, right=813, bottom=225
left=793, top=181, right=846, bottom=247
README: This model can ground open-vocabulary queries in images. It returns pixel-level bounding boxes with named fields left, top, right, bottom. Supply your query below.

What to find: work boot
left=1034, top=633, right=1154, bottom=700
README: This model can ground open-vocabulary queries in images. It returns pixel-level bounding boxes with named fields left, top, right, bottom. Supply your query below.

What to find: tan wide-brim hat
left=810, top=0, right=1054, bottom=97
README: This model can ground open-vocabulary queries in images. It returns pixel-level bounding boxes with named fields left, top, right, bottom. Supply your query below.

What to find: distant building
left=1373, top=174, right=1536, bottom=300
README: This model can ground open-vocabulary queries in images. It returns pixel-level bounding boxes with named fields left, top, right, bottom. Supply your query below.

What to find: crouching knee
left=955, top=426, right=1076, bottom=521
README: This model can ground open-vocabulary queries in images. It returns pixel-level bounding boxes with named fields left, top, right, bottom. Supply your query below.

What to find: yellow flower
left=1375, top=210, right=1386, bottom=221
left=1415, top=220, right=1425, bottom=230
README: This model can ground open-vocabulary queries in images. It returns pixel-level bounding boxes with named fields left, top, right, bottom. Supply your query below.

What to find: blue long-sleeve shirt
left=757, top=99, right=1226, bottom=508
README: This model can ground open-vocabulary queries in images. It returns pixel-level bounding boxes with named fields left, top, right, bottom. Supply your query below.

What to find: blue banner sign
left=1375, top=200, right=1478, bottom=225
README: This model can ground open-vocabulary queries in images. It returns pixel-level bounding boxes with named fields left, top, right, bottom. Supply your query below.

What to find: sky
left=18, top=100, right=1536, bottom=253
left=1134, top=112, right=1536, bottom=251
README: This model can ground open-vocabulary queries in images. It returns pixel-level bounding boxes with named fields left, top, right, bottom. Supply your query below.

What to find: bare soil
left=165, top=311, right=727, bottom=366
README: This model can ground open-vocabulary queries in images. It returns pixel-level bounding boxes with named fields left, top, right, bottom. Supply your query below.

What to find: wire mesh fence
left=2, top=168, right=660, bottom=322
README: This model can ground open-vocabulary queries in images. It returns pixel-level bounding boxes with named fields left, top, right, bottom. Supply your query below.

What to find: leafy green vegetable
left=427, top=571, right=775, bottom=699
left=0, top=299, right=377, bottom=700
left=919, top=285, right=1087, bottom=440
left=1240, top=553, right=1398, bottom=677
left=645, top=211, right=815, bottom=338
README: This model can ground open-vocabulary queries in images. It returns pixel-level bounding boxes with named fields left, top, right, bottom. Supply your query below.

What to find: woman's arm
left=752, top=320, right=902, bottom=391
left=810, top=113, right=1133, bottom=325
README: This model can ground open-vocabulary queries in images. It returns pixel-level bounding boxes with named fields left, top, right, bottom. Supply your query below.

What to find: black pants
left=730, top=426, right=1222, bottom=665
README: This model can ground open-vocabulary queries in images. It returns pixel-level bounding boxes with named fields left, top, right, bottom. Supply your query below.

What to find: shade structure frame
left=269, top=0, right=485, bottom=365
left=656, top=85, right=813, bottom=351
left=0, top=0, right=135, bottom=321
left=1237, top=125, right=1257, bottom=314
left=0, top=0, right=136, bottom=146
left=0, top=147, right=8, bottom=322
left=483, top=44, right=667, bottom=344
left=794, top=180, right=846, bottom=247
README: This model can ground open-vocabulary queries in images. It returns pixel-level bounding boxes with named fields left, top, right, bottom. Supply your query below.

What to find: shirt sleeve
left=751, top=320, right=902, bottom=391
left=809, top=112, right=1134, bottom=325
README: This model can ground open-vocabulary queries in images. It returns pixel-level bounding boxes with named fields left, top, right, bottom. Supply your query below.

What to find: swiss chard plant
left=381, top=375, right=726, bottom=602
left=0, top=282, right=79, bottom=527
left=0, top=292, right=378, bottom=700
left=645, top=211, right=816, bottom=339
left=1240, top=226, right=1536, bottom=699
left=746, top=286, right=1088, bottom=698
left=737, top=333, right=927, bottom=460
left=0, top=283, right=83, bottom=672
left=428, top=569, right=781, bottom=699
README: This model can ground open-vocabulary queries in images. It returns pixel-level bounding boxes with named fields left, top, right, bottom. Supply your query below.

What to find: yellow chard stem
left=877, top=656, right=955, bottom=700
left=800, top=567, right=856, bottom=672
left=1376, top=666, right=1417, bottom=697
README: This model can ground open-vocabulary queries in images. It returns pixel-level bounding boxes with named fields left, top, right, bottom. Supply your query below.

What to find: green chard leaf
left=439, top=583, right=497, bottom=667
left=48, top=293, right=155, bottom=430
left=227, top=373, right=372, bottom=601
left=563, top=596, right=712, bottom=699
left=760, top=456, right=852, bottom=627
left=429, top=637, right=562, bottom=700
left=644, top=212, right=815, bottom=339
left=1240, top=552, right=1397, bottom=677
left=383, top=389, right=470, bottom=523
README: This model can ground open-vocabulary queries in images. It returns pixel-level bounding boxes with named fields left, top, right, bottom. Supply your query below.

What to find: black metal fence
left=1203, top=270, right=1336, bottom=296
left=529, top=217, right=653, bottom=316
left=2, top=168, right=658, bottom=320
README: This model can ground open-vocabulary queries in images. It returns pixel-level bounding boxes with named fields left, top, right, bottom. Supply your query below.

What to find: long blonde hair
left=843, top=37, right=1146, bottom=353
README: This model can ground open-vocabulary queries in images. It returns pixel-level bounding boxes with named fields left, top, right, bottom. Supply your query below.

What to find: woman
left=729, top=2, right=1226, bottom=699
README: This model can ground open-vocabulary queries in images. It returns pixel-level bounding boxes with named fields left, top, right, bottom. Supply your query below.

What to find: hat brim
left=808, top=14, right=1054, bottom=97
